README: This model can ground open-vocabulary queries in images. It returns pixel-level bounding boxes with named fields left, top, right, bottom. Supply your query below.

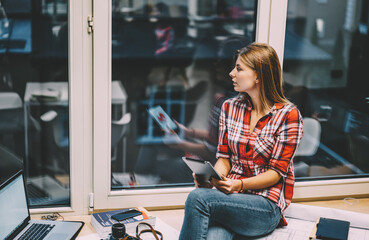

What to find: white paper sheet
left=253, top=218, right=316, bottom=240
left=285, top=203, right=369, bottom=229
left=254, top=203, right=369, bottom=240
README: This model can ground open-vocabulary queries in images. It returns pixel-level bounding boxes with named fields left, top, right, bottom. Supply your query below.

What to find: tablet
left=182, top=157, right=222, bottom=180
left=147, top=105, right=179, bottom=133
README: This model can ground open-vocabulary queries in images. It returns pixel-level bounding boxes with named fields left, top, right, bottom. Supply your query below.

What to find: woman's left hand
left=211, top=176, right=240, bottom=194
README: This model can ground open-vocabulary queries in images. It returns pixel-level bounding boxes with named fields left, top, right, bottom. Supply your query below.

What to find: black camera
left=107, top=223, right=138, bottom=240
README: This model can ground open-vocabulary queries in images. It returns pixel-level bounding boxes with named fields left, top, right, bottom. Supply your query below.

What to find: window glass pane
left=111, top=0, right=256, bottom=189
left=284, top=0, right=369, bottom=180
left=0, top=0, right=70, bottom=207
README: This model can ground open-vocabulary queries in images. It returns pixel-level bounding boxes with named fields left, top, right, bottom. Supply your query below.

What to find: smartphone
left=111, top=209, right=142, bottom=221
left=147, top=105, right=179, bottom=133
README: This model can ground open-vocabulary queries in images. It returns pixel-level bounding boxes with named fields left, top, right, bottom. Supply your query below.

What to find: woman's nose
left=229, top=70, right=234, bottom=78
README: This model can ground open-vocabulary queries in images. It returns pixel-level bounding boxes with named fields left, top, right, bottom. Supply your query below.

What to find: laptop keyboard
left=19, top=223, right=55, bottom=240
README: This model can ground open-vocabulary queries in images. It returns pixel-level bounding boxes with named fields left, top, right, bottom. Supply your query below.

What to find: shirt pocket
left=253, top=136, right=275, bottom=166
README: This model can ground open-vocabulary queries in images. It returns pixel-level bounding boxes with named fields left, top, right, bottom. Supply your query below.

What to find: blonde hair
left=237, top=42, right=290, bottom=109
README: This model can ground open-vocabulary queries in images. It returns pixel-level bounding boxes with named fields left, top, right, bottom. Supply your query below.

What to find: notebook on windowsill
left=309, top=217, right=350, bottom=240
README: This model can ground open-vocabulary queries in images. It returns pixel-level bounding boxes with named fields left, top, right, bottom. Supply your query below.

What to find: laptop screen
left=0, top=173, right=29, bottom=239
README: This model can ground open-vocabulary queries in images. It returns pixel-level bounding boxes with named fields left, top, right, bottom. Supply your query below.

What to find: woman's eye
left=236, top=67, right=242, bottom=71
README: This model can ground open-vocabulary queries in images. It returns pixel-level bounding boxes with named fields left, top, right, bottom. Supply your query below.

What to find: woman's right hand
left=193, top=173, right=213, bottom=188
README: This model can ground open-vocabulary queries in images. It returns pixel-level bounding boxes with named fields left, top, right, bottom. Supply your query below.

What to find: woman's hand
left=211, top=176, right=241, bottom=194
left=174, top=120, right=192, bottom=138
left=193, top=173, right=213, bottom=189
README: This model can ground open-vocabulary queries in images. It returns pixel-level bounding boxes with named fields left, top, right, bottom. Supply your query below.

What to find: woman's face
left=229, top=56, right=258, bottom=93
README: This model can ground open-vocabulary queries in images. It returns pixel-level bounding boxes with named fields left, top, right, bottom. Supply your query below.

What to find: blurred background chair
left=295, top=117, right=321, bottom=157
left=39, top=110, right=69, bottom=175
left=111, top=112, right=131, bottom=162
left=294, top=117, right=321, bottom=177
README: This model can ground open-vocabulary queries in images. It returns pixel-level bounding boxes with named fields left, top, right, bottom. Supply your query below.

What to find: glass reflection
left=284, top=0, right=369, bottom=179
left=0, top=0, right=70, bottom=207
left=111, top=0, right=256, bottom=189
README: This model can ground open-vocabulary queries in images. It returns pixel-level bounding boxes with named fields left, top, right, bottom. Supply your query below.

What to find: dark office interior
left=0, top=0, right=368, bottom=209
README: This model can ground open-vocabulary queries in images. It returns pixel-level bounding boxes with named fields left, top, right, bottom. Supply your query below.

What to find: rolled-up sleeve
left=269, top=107, right=303, bottom=177
left=216, top=101, right=231, bottom=159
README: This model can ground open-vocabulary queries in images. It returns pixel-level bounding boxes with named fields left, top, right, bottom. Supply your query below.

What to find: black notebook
left=315, top=217, right=350, bottom=240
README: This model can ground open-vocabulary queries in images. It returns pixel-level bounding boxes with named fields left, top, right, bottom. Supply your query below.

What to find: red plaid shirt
left=216, top=96, right=303, bottom=226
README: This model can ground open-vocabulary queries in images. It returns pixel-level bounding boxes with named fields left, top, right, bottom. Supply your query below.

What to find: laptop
left=0, top=171, right=84, bottom=240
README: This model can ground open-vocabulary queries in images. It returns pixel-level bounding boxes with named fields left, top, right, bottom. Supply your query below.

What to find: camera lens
left=112, top=223, right=126, bottom=238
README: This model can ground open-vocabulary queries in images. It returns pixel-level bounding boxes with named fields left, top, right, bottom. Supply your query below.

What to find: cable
left=41, top=212, right=64, bottom=221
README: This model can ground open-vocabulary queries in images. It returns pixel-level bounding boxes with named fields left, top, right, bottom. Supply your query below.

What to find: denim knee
left=185, top=188, right=211, bottom=211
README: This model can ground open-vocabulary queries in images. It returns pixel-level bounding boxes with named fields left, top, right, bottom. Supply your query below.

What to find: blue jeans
left=179, top=188, right=281, bottom=240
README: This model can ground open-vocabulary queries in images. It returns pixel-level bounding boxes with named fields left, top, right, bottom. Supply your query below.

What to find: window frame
left=92, top=0, right=369, bottom=210
left=30, top=0, right=92, bottom=215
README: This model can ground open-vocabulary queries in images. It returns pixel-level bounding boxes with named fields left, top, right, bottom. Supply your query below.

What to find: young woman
left=179, top=42, right=304, bottom=240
